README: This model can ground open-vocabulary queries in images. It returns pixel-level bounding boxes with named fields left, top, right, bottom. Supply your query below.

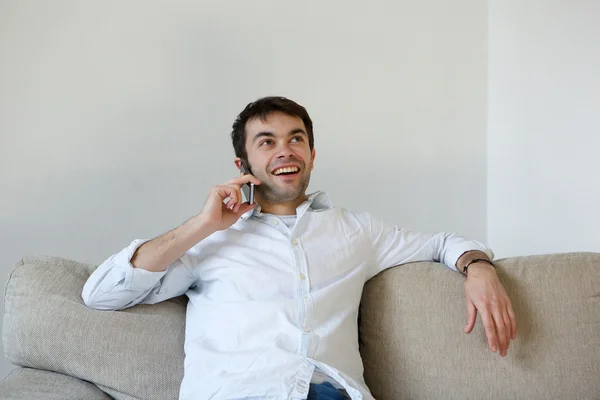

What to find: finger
left=465, top=298, right=477, bottom=334
left=501, top=305, right=512, bottom=348
left=237, top=202, right=256, bottom=215
left=479, top=311, right=499, bottom=353
left=214, top=185, right=239, bottom=203
left=493, top=309, right=508, bottom=356
left=234, top=199, right=251, bottom=213
left=226, top=185, right=244, bottom=209
left=507, top=301, right=517, bottom=339
left=226, top=174, right=262, bottom=186
left=225, top=198, right=235, bottom=210
left=219, top=185, right=243, bottom=206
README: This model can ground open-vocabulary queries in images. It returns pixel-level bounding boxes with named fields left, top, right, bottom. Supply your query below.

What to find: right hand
left=198, top=174, right=261, bottom=231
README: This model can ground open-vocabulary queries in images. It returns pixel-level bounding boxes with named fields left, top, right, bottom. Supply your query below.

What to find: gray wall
left=0, top=1, right=488, bottom=377
left=488, top=0, right=600, bottom=257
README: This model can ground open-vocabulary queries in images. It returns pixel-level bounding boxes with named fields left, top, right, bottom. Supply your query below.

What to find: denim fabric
left=307, top=382, right=347, bottom=400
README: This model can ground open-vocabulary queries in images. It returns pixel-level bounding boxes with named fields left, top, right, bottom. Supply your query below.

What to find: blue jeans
left=307, top=382, right=348, bottom=400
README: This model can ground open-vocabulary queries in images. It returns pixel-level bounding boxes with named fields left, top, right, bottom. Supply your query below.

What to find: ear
left=234, top=158, right=243, bottom=173
left=310, top=148, right=316, bottom=170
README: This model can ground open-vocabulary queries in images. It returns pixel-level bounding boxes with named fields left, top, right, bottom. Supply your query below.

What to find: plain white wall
left=0, top=1, right=488, bottom=378
left=488, top=0, right=600, bottom=258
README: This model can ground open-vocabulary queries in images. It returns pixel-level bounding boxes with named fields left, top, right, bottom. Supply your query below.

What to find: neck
left=256, top=194, right=308, bottom=216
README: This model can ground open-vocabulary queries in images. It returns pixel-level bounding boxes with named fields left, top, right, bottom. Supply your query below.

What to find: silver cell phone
left=240, top=165, right=255, bottom=205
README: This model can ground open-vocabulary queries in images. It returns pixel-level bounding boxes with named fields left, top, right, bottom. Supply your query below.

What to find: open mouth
left=272, top=166, right=301, bottom=178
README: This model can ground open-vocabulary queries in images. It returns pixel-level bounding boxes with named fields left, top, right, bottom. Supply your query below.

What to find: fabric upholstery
left=0, top=367, right=111, bottom=399
left=360, top=252, right=600, bottom=399
left=2, top=253, right=600, bottom=399
left=2, top=256, right=187, bottom=400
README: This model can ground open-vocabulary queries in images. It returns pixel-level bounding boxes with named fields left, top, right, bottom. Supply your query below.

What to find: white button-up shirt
left=82, top=191, right=493, bottom=400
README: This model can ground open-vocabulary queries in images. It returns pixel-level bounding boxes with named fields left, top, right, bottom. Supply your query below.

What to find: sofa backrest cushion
left=360, top=252, right=600, bottom=399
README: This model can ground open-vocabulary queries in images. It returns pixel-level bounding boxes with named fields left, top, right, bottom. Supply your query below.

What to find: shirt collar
left=240, top=190, right=332, bottom=220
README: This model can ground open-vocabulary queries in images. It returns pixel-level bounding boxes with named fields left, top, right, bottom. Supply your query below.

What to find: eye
left=260, top=139, right=273, bottom=146
left=291, top=136, right=304, bottom=143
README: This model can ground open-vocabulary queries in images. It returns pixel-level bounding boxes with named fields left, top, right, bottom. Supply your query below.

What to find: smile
left=272, top=166, right=300, bottom=176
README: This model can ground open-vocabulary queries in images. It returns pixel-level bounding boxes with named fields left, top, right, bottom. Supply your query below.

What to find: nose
left=275, top=142, right=295, bottom=158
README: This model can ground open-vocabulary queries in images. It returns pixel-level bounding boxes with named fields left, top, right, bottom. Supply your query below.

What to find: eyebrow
left=252, top=128, right=307, bottom=144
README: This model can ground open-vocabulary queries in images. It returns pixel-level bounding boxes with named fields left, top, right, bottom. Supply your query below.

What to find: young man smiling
left=83, top=96, right=516, bottom=400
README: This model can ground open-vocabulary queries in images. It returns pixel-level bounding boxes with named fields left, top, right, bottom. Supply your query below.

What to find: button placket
left=293, top=237, right=312, bottom=356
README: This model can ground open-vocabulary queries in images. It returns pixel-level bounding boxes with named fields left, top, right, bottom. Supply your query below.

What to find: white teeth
left=274, top=166, right=299, bottom=175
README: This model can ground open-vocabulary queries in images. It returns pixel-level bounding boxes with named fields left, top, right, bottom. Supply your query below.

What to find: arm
left=355, top=212, right=515, bottom=356
left=357, top=214, right=516, bottom=356
left=82, top=173, right=261, bottom=311
left=354, top=211, right=494, bottom=280
left=81, top=215, right=212, bottom=311
left=130, top=215, right=215, bottom=273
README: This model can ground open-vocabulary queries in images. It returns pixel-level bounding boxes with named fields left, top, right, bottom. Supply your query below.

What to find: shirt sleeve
left=353, top=212, right=495, bottom=281
left=81, top=239, right=198, bottom=311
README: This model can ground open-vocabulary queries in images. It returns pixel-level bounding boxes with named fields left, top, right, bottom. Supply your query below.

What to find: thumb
left=236, top=202, right=256, bottom=216
left=465, top=298, right=477, bottom=334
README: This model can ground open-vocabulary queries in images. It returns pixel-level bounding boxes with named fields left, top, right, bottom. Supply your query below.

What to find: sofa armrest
left=3, top=256, right=186, bottom=399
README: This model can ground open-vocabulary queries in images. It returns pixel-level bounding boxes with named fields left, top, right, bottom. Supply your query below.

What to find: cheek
left=247, top=155, right=266, bottom=171
left=296, top=148, right=311, bottom=164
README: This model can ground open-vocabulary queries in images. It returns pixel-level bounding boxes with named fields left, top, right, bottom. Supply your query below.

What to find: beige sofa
left=1, top=252, right=599, bottom=399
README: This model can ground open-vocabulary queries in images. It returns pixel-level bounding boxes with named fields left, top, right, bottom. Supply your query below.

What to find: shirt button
left=292, top=239, right=298, bottom=246
left=304, top=328, right=311, bottom=333
left=273, top=220, right=279, bottom=225
left=299, top=273, right=306, bottom=281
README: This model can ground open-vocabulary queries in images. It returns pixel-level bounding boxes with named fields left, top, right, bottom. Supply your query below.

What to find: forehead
left=245, top=111, right=306, bottom=138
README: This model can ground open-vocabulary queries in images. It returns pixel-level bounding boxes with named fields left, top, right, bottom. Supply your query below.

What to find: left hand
left=463, top=263, right=517, bottom=357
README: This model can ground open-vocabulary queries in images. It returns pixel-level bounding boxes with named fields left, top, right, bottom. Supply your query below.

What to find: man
left=82, top=96, right=516, bottom=400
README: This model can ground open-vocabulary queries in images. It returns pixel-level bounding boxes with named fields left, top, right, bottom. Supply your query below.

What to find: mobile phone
left=240, top=165, right=255, bottom=205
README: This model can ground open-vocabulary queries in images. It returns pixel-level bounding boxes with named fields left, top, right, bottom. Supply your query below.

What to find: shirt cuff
left=444, top=241, right=495, bottom=272
left=113, top=239, right=170, bottom=292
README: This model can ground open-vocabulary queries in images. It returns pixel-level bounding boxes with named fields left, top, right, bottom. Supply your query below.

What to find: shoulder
left=330, top=206, right=375, bottom=232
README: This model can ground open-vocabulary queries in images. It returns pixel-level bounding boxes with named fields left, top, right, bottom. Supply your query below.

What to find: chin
left=264, top=189, right=305, bottom=203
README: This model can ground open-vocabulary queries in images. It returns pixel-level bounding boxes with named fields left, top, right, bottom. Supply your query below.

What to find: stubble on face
left=256, top=160, right=311, bottom=204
